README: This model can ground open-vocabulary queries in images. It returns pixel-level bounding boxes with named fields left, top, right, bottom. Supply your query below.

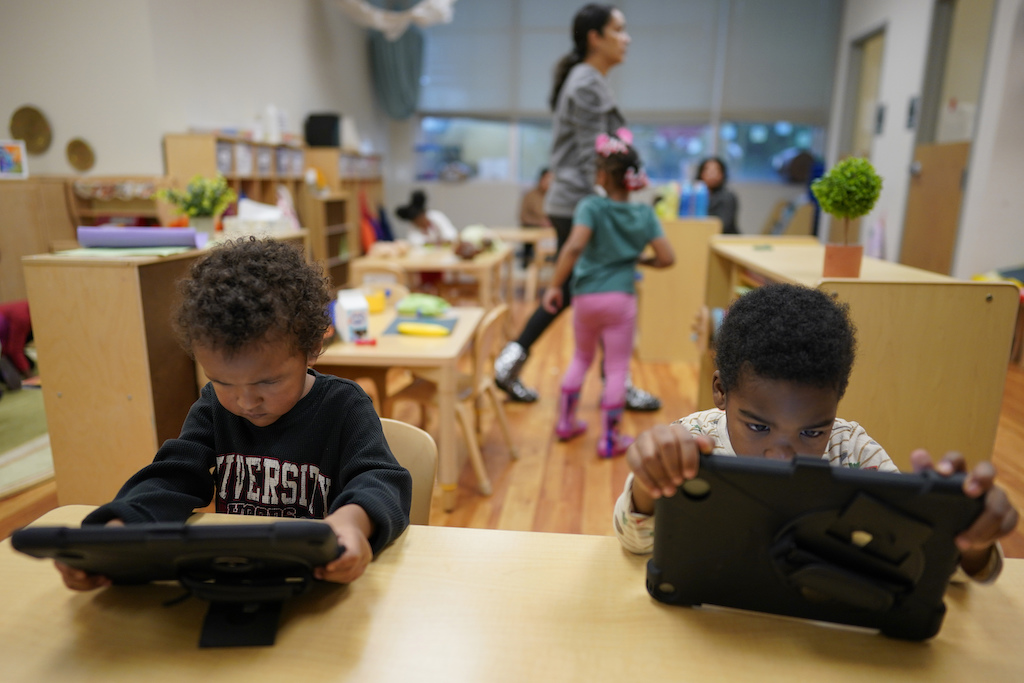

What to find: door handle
left=909, top=160, right=922, bottom=177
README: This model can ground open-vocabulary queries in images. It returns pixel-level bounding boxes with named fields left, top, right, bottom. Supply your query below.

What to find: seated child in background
left=395, top=189, right=458, bottom=248
left=394, top=189, right=459, bottom=292
left=518, top=167, right=553, bottom=268
left=58, top=237, right=412, bottom=590
left=542, top=128, right=675, bottom=457
left=614, top=283, right=1018, bottom=582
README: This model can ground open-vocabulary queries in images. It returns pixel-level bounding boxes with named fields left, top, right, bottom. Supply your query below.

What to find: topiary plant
left=811, top=157, right=883, bottom=246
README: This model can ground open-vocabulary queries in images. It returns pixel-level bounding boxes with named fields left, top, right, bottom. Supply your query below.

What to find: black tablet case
left=646, top=455, right=984, bottom=640
left=12, top=521, right=341, bottom=647
left=12, top=521, right=339, bottom=584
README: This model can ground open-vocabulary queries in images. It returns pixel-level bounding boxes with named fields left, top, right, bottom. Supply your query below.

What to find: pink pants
left=561, top=292, right=636, bottom=407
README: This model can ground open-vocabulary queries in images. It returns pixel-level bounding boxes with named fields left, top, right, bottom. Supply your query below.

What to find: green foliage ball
left=811, top=157, right=883, bottom=220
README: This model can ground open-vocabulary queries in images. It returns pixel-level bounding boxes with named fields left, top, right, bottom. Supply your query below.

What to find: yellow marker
left=397, top=321, right=450, bottom=336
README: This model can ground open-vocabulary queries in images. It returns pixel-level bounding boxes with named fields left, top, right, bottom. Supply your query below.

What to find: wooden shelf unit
left=636, top=217, right=721, bottom=364
left=163, top=133, right=306, bottom=218
left=303, top=147, right=385, bottom=289
left=695, top=235, right=1020, bottom=471
left=65, top=175, right=177, bottom=228
left=302, top=191, right=358, bottom=287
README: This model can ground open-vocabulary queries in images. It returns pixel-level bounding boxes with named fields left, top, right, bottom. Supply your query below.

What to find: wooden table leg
left=479, top=266, right=493, bottom=309
left=436, top=364, right=459, bottom=511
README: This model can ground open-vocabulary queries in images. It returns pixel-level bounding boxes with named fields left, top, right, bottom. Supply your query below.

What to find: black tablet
left=646, top=455, right=985, bottom=640
left=12, top=520, right=341, bottom=585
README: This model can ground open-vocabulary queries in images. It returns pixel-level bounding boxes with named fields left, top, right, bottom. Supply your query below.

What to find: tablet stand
left=178, top=561, right=314, bottom=648
left=770, top=492, right=933, bottom=613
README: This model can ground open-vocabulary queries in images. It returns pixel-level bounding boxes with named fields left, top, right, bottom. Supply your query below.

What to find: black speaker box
left=304, top=113, right=340, bottom=147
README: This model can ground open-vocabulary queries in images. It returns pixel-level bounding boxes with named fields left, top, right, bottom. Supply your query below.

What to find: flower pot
left=189, top=215, right=216, bottom=236
left=823, top=244, right=863, bottom=278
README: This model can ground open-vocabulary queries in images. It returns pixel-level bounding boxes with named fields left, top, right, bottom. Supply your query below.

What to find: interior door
left=898, top=141, right=970, bottom=273
left=899, top=0, right=994, bottom=274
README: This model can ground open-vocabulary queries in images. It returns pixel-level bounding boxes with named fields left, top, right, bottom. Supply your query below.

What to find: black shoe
left=624, top=382, right=661, bottom=411
left=494, top=341, right=538, bottom=402
left=496, top=376, right=539, bottom=403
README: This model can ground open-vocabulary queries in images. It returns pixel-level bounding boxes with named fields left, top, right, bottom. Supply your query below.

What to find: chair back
left=355, top=263, right=410, bottom=287
left=380, top=417, right=437, bottom=525
left=472, top=304, right=509, bottom=392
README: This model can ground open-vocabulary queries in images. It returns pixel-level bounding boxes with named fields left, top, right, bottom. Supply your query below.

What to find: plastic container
left=678, top=182, right=693, bottom=217
left=693, top=181, right=709, bottom=217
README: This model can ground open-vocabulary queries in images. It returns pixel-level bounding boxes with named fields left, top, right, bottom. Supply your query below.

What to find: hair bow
left=595, top=134, right=628, bottom=157
left=595, top=127, right=635, bottom=157
left=624, top=167, right=649, bottom=191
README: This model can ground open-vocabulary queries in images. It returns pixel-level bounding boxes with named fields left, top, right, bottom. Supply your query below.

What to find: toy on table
left=395, top=293, right=450, bottom=317
left=396, top=321, right=451, bottom=337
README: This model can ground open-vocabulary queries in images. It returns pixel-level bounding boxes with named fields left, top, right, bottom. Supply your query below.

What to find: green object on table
left=395, top=293, right=451, bottom=317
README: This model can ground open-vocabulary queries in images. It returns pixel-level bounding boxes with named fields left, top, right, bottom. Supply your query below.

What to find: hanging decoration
left=334, top=0, right=457, bottom=41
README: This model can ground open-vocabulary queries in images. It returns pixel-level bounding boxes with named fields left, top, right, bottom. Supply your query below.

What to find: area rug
left=0, top=434, right=53, bottom=500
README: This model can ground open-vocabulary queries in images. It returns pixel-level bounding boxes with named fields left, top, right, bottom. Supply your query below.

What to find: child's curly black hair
left=174, top=237, right=331, bottom=359
left=714, top=283, right=857, bottom=399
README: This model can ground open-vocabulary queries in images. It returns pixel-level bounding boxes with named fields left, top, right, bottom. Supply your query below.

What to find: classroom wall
left=0, top=0, right=385, bottom=176
left=952, top=0, right=1024, bottom=277
left=0, top=0, right=168, bottom=174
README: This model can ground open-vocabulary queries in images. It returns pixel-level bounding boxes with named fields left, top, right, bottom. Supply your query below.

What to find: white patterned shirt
left=612, top=408, right=1002, bottom=582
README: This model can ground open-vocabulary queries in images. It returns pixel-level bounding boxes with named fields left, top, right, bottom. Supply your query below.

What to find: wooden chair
left=383, top=303, right=517, bottom=495
left=380, top=418, right=437, bottom=525
left=352, top=262, right=410, bottom=288
left=761, top=198, right=815, bottom=236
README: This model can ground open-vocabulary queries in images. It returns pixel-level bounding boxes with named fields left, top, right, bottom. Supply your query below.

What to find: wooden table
left=698, top=236, right=1020, bottom=471
left=489, top=226, right=557, bottom=303
left=351, top=244, right=513, bottom=309
left=4, top=505, right=1024, bottom=682
left=20, top=232, right=310, bottom=506
left=315, top=307, right=485, bottom=511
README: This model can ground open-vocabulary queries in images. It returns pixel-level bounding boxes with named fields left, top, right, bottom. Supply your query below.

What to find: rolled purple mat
left=76, top=226, right=205, bottom=248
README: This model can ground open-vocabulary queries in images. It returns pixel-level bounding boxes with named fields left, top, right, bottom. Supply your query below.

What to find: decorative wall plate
left=9, top=105, right=52, bottom=154
left=66, top=138, right=95, bottom=171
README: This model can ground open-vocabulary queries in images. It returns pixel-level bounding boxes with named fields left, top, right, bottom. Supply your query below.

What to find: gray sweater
left=544, top=63, right=626, bottom=219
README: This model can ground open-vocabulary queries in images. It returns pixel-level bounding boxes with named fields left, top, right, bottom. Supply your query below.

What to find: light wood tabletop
left=315, top=307, right=485, bottom=511
left=351, top=244, right=513, bottom=308
left=709, top=237, right=954, bottom=286
left=4, top=505, right=1024, bottom=682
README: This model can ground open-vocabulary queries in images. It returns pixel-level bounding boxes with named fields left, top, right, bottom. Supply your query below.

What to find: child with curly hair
left=614, top=283, right=1017, bottom=583
left=542, top=128, right=675, bottom=457
left=57, top=238, right=411, bottom=590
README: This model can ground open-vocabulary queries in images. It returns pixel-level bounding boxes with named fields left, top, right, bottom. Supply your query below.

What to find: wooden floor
left=2, top=299, right=1023, bottom=559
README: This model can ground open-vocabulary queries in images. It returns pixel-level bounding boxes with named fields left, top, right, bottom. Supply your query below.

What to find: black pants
left=516, top=215, right=573, bottom=351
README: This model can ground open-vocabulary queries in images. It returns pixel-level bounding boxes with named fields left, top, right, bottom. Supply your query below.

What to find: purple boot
left=555, top=389, right=587, bottom=441
left=598, top=404, right=634, bottom=458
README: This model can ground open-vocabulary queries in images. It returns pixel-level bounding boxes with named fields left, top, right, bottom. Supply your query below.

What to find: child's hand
left=55, top=517, right=124, bottom=590
left=910, top=449, right=1019, bottom=575
left=316, top=505, right=375, bottom=584
left=626, top=424, right=716, bottom=515
left=542, top=286, right=563, bottom=314
left=55, top=561, right=113, bottom=591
